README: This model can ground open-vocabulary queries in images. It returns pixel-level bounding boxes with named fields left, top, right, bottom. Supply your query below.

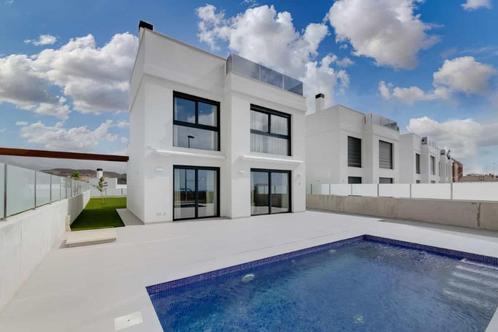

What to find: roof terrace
left=226, top=54, right=304, bottom=96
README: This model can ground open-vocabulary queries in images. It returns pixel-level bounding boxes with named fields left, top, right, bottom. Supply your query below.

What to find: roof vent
left=139, top=20, right=153, bottom=31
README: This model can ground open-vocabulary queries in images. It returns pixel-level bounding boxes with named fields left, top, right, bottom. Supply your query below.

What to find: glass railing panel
left=51, top=176, right=61, bottom=202
left=260, top=66, right=283, bottom=88
left=35, top=172, right=51, bottom=207
left=0, top=163, right=4, bottom=219
left=6, top=165, right=35, bottom=217
left=283, top=75, right=303, bottom=95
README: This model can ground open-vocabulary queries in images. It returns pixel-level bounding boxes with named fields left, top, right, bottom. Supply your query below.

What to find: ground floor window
left=379, top=177, right=393, bottom=184
left=348, top=176, right=362, bottom=184
left=251, top=169, right=291, bottom=215
left=173, top=166, right=219, bottom=220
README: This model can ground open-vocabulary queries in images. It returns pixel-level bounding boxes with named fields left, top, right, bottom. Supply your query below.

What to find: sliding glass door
left=173, top=166, right=219, bottom=220
left=251, top=169, right=291, bottom=215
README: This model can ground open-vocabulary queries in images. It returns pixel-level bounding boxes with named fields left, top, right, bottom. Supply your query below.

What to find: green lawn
left=71, top=197, right=126, bottom=231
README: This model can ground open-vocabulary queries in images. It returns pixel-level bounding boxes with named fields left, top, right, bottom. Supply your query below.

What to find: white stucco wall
left=128, top=28, right=306, bottom=223
left=0, top=191, right=90, bottom=311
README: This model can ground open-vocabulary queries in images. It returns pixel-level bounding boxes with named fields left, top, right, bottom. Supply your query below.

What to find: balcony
left=226, top=54, right=303, bottom=96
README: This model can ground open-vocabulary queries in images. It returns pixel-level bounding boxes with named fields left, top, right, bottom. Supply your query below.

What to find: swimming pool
left=147, top=235, right=498, bottom=331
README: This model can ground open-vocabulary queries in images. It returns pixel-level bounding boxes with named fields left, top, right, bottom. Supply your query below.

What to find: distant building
left=460, top=174, right=497, bottom=182
left=399, top=134, right=453, bottom=184
left=306, top=98, right=399, bottom=185
left=452, top=160, right=463, bottom=182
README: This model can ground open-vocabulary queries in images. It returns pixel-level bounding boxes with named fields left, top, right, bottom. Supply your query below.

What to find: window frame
left=379, top=140, right=394, bottom=169
left=173, top=91, right=220, bottom=151
left=172, top=165, right=220, bottom=221
left=250, top=104, right=291, bottom=156
left=348, top=176, right=362, bottom=184
left=347, top=136, right=362, bottom=168
left=430, top=155, right=436, bottom=175
left=379, top=177, right=394, bottom=184
left=250, top=168, right=292, bottom=216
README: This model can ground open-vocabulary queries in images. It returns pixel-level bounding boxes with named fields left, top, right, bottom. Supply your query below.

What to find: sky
left=0, top=0, right=497, bottom=174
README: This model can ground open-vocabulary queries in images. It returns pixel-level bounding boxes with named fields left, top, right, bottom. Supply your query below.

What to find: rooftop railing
left=0, top=162, right=91, bottom=220
left=366, top=113, right=399, bottom=131
left=226, top=54, right=304, bottom=96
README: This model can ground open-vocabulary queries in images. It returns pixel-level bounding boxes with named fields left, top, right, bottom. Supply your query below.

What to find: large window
left=251, top=169, right=291, bottom=215
left=379, top=140, right=393, bottom=169
left=348, top=136, right=362, bottom=168
left=250, top=105, right=291, bottom=156
left=173, top=92, right=220, bottom=151
left=416, top=153, right=421, bottom=174
left=430, top=156, right=436, bottom=175
left=173, top=166, right=219, bottom=220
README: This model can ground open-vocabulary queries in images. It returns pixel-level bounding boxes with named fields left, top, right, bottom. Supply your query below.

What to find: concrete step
left=65, top=228, right=117, bottom=247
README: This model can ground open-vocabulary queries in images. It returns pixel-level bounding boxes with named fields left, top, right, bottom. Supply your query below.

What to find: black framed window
left=379, top=140, right=393, bottom=169
left=416, top=153, right=421, bottom=174
left=173, top=166, right=219, bottom=220
left=250, top=105, right=291, bottom=156
left=348, top=136, right=362, bottom=168
left=379, top=177, right=394, bottom=184
left=348, top=176, right=362, bottom=184
left=251, top=169, right=291, bottom=215
left=173, top=92, right=220, bottom=151
left=430, top=156, right=436, bottom=175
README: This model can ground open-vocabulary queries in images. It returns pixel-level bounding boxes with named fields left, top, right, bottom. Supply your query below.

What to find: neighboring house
left=128, top=22, right=306, bottom=223
left=452, top=159, right=464, bottom=182
left=306, top=97, right=400, bottom=185
left=89, top=168, right=127, bottom=196
left=399, top=134, right=453, bottom=183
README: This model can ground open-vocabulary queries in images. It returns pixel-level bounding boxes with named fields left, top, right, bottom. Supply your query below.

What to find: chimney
left=315, top=93, right=324, bottom=113
left=96, top=168, right=103, bottom=180
left=139, top=20, right=153, bottom=31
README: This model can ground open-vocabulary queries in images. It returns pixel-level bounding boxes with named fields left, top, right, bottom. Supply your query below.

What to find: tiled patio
left=1, top=210, right=498, bottom=332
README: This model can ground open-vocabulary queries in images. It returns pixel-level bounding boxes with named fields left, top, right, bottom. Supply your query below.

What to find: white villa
left=306, top=99, right=400, bottom=185
left=127, top=21, right=306, bottom=223
left=399, top=133, right=454, bottom=184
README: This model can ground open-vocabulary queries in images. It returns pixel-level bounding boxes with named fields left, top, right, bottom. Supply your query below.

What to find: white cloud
left=380, top=56, right=496, bottom=103
left=407, top=116, right=498, bottom=160
left=434, top=56, right=496, bottom=95
left=328, top=0, right=438, bottom=69
left=0, top=32, right=137, bottom=118
left=17, top=120, right=119, bottom=151
left=196, top=4, right=349, bottom=110
left=462, top=0, right=492, bottom=11
left=24, top=34, right=57, bottom=46
left=116, top=120, right=129, bottom=128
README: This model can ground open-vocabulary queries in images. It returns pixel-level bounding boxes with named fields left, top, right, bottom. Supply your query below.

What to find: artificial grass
left=71, top=197, right=126, bottom=231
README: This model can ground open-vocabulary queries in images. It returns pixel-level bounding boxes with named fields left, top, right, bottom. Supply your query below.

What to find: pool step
left=456, top=264, right=498, bottom=280
left=447, top=280, right=498, bottom=299
left=442, top=289, right=496, bottom=310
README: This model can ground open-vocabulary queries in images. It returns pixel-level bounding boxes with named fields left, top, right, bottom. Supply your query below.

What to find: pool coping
left=146, top=234, right=498, bottom=331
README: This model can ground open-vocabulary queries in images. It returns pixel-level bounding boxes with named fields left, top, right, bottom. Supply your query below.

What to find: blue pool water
left=148, top=239, right=498, bottom=331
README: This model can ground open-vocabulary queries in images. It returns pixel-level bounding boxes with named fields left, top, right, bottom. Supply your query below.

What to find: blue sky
left=0, top=0, right=497, bottom=173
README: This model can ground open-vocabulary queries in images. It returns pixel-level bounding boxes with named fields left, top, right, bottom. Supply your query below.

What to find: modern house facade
left=306, top=99, right=400, bottom=186
left=128, top=22, right=306, bottom=223
left=399, top=133, right=453, bottom=183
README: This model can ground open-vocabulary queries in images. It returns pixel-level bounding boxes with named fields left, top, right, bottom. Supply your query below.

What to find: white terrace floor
left=1, top=210, right=498, bottom=332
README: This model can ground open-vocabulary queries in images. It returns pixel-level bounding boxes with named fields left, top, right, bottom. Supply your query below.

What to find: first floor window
left=251, top=169, right=291, bottom=215
left=173, top=166, right=219, bottom=220
left=250, top=105, right=291, bottom=156
left=348, top=136, right=362, bottom=168
left=430, top=156, right=436, bottom=175
left=173, top=92, right=220, bottom=151
left=379, top=140, right=393, bottom=169
left=415, top=153, right=421, bottom=174
left=348, top=176, right=362, bottom=184
left=379, top=177, right=393, bottom=184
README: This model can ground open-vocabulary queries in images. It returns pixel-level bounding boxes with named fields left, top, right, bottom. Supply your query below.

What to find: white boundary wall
left=0, top=191, right=90, bottom=311
left=309, top=182, right=498, bottom=202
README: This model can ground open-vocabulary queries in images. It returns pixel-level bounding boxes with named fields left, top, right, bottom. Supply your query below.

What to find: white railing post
left=450, top=182, right=454, bottom=200
left=409, top=183, right=412, bottom=199
left=329, top=184, right=331, bottom=195
left=3, top=163, right=7, bottom=219
left=377, top=184, right=380, bottom=197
